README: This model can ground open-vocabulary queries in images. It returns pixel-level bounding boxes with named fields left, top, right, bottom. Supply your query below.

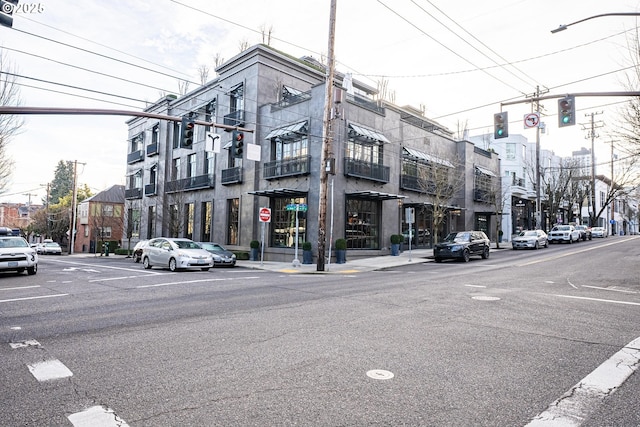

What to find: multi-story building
left=74, top=185, right=125, bottom=253
left=124, top=44, right=501, bottom=262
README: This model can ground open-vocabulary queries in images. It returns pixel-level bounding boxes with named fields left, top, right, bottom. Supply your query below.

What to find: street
left=1, top=237, right=639, bottom=426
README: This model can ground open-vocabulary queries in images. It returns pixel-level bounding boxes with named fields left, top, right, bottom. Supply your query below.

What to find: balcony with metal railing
left=144, top=183, right=156, bottom=196
left=344, top=157, right=390, bottom=183
left=264, top=156, right=311, bottom=179
left=125, top=187, right=143, bottom=199
left=166, top=174, right=215, bottom=193
left=146, top=143, right=158, bottom=156
left=223, top=110, right=245, bottom=128
left=221, top=167, right=242, bottom=185
left=127, top=150, right=144, bottom=164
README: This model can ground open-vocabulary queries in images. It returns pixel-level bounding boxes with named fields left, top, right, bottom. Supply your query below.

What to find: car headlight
left=451, top=245, right=462, bottom=251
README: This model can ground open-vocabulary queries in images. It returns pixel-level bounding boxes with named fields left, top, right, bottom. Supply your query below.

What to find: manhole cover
left=472, top=296, right=501, bottom=301
left=367, top=369, right=394, bottom=380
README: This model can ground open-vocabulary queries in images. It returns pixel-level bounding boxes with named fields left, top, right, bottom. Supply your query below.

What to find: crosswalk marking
left=68, top=406, right=130, bottom=427
left=27, top=359, right=73, bottom=382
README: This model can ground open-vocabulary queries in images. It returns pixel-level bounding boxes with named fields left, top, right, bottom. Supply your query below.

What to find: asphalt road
left=1, top=236, right=639, bottom=426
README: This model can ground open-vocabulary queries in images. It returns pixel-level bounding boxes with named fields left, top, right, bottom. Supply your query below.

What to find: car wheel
left=569, top=237, right=573, bottom=244
left=481, top=247, right=489, bottom=259
left=534, top=242, right=539, bottom=250
left=544, top=241, right=549, bottom=248
left=169, top=258, right=177, bottom=272
left=201, top=267, right=210, bottom=271
left=27, top=265, right=37, bottom=275
left=462, top=249, right=470, bottom=262
left=17, top=268, right=25, bottom=273
left=143, top=257, right=152, bottom=270
left=434, top=257, right=442, bottom=263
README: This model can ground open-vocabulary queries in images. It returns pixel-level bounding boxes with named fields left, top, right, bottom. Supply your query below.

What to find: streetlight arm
left=551, top=12, right=640, bottom=33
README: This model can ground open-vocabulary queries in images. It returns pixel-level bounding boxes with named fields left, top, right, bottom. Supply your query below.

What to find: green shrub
left=302, top=241, right=312, bottom=251
left=234, top=251, right=250, bottom=260
left=250, top=240, right=260, bottom=249
left=390, top=234, right=403, bottom=244
left=335, top=238, right=347, bottom=250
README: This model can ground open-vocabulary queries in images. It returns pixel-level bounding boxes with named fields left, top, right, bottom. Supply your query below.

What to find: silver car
left=197, top=242, right=236, bottom=267
left=512, top=230, right=548, bottom=250
left=142, top=238, right=213, bottom=272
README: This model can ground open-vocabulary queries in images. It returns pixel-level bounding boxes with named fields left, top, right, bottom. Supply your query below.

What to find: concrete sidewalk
left=242, top=248, right=434, bottom=274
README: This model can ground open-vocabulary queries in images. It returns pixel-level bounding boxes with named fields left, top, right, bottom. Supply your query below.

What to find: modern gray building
left=124, top=44, right=501, bottom=262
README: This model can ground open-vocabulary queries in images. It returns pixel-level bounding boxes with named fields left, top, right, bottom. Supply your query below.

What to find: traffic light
left=180, top=117, right=195, bottom=148
left=493, top=112, right=508, bottom=139
left=231, top=130, right=244, bottom=158
left=558, top=95, right=575, bottom=127
left=0, top=1, right=19, bottom=28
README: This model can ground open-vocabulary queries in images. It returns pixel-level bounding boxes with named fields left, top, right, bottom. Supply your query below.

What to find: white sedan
left=142, top=237, right=213, bottom=272
left=512, top=230, right=548, bottom=250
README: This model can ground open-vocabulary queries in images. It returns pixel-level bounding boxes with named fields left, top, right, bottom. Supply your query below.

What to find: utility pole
left=68, top=160, right=85, bottom=255
left=317, top=0, right=337, bottom=272
left=582, top=112, right=603, bottom=228
left=534, top=86, right=542, bottom=230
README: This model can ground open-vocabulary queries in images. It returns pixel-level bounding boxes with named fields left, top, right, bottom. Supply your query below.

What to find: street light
left=551, top=13, right=640, bottom=33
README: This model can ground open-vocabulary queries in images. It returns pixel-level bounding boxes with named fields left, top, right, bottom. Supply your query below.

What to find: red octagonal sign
left=259, top=207, right=271, bottom=222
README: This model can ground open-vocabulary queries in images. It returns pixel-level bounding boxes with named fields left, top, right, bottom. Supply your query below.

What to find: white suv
left=0, top=228, right=38, bottom=275
left=548, top=225, right=580, bottom=244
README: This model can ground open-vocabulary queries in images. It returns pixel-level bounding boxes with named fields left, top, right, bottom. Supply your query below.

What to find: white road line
left=582, top=285, right=637, bottom=294
left=44, top=258, right=167, bottom=274
left=526, top=336, right=640, bottom=426
left=554, top=294, right=640, bottom=306
left=0, top=293, right=68, bottom=304
left=89, top=275, right=171, bottom=282
left=27, top=359, right=73, bottom=382
left=137, top=276, right=260, bottom=288
left=518, top=238, right=637, bottom=266
left=68, top=406, right=130, bottom=427
left=0, top=285, right=40, bottom=291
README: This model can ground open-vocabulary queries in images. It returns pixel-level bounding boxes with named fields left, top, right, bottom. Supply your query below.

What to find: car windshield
left=443, top=232, right=470, bottom=243
left=0, top=237, right=28, bottom=248
left=554, top=226, right=571, bottom=231
left=520, top=231, right=537, bottom=237
left=201, top=243, right=225, bottom=252
left=174, top=240, right=201, bottom=249
left=45, top=242, right=60, bottom=247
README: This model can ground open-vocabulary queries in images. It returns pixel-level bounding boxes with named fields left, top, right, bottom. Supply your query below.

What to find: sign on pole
left=259, top=207, right=271, bottom=223
left=524, top=112, right=540, bottom=129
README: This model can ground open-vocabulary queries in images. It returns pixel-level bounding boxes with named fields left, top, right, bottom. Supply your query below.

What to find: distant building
left=74, top=185, right=125, bottom=253
left=0, top=203, right=42, bottom=237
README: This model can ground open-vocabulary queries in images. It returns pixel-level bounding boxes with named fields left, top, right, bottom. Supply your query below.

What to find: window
left=204, top=151, right=214, bottom=175
left=187, top=153, right=197, bottom=178
left=146, top=206, right=155, bottom=239
left=98, top=227, right=112, bottom=238
left=271, top=197, right=307, bottom=248
left=128, top=170, right=142, bottom=190
left=227, top=198, right=239, bottom=245
left=346, top=138, right=382, bottom=164
left=345, top=198, right=380, bottom=249
left=201, top=201, right=212, bottom=242
left=184, top=203, right=194, bottom=240
left=169, top=204, right=179, bottom=238
left=130, top=133, right=143, bottom=152
left=274, top=135, right=308, bottom=161
left=102, top=205, right=114, bottom=217
left=172, top=121, right=180, bottom=149
left=506, top=143, right=516, bottom=160
left=151, top=123, right=159, bottom=144
left=172, top=158, right=181, bottom=181
left=230, top=84, right=244, bottom=113
left=128, top=208, right=140, bottom=238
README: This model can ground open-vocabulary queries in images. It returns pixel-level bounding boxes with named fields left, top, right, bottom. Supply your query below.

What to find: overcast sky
left=1, top=0, right=638, bottom=205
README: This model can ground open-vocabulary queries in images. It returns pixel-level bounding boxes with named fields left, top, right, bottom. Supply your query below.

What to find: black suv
left=433, top=231, right=490, bottom=263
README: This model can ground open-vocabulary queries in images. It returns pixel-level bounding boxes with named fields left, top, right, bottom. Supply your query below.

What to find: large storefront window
left=227, top=198, right=239, bottom=245
left=272, top=197, right=307, bottom=248
left=345, top=198, right=380, bottom=249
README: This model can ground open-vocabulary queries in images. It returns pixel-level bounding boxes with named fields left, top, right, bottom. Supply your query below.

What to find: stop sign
left=259, top=207, right=271, bottom=222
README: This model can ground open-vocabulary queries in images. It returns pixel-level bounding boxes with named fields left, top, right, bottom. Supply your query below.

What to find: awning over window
left=403, top=147, right=454, bottom=168
left=475, top=165, right=497, bottom=177
left=348, top=123, right=390, bottom=143
left=248, top=188, right=308, bottom=198
left=264, top=121, right=308, bottom=140
left=283, top=85, right=303, bottom=96
left=126, top=168, right=142, bottom=176
left=346, top=191, right=406, bottom=201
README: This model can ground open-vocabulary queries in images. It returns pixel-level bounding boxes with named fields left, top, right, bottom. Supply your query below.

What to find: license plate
left=197, top=259, right=204, bottom=264
left=8, top=261, right=18, bottom=267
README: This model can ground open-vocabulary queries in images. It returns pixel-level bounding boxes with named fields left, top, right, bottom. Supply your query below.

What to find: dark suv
left=433, top=231, right=490, bottom=263
left=574, top=225, right=592, bottom=241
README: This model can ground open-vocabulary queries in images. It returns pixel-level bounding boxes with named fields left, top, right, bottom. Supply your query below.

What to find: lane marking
left=0, top=285, right=41, bottom=291
left=27, top=359, right=73, bottom=382
left=465, top=285, right=486, bottom=288
left=44, top=259, right=168, bottom=274
left=0, top=293, right=68, bottom=304
left=526, top=336, right=640, bottom=426
left=137, top=276, right=260, bottom=288
left=10, top=339, right=40, bottom=349
left=518, top=237, right=638, bottom=266
left=554, top=294, right=640, bottom=306
left=582, top=285, right=637, bottom=294
left=68, top=405, right=130, bottom=427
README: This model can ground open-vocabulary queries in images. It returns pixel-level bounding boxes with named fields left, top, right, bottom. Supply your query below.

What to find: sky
left=1, top=0, right=639, bottom=205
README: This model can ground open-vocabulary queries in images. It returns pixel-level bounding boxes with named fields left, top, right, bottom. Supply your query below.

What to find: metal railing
left=344, top=157, right=390, bottom=183
left=264, top=156, right=311, bottom=179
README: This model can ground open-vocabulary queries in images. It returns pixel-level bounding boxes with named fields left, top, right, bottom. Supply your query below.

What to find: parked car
left=591, top=227, right=607, bottom=238
left=197, top=242, right=237, bottom=267
left=40, top=241, right=62, bottom=255
left=132, top=240, right=149, bottom=263
left=0, top=229, right=37, bottom=275
left=548, top=225, right=580, bottom=244
left=142, top=237, right=213, bottom=272
left=574, top=225, right=592, bottom=241
left=512, top=230, right=548, bottom=250
left=433, top=231, right=490, bottom=263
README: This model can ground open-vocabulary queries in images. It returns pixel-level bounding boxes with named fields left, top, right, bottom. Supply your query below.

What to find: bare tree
left=259, top=24, right=273, bottom=45
left=238, top=39, right=250, bottom=53
left=178, top=80, right=190, bottom=96
left=0, top=51, right=24, bottom=194
left=413, top=153, right=466, bottom=244
left=198, top=65, right=209, bottom=85
left=213, top=53, right=225, bottom=68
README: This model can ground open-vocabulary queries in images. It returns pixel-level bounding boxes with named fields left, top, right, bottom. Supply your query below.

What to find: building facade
left=74, top=185, right=125, bottom=253
left=124, top=44, right=501, bottom=262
